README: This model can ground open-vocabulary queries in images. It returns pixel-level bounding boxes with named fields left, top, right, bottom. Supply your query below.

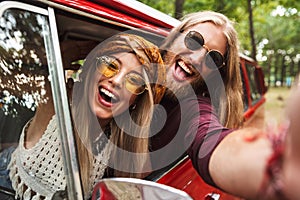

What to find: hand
left=282, top=86, right=300, bottom=199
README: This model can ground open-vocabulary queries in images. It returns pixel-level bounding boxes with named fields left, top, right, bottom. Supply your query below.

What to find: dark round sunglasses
left=184, top=31, right=225, bottom=69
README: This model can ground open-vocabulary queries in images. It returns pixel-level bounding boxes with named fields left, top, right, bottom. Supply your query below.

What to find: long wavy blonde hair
left=161, top=11, right=244, bottom=128
left=72, top=34, right=165, bottom=197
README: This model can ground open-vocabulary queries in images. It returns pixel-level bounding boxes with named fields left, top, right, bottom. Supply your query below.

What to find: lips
left=172, top=59, right=196, bottom=81
left=178, top=60, right=193, bottom=74
left=98, top=86, right=119, bottom=106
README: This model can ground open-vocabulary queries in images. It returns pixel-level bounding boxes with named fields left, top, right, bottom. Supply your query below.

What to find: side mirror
left=92, top=178, right=193, bottom=200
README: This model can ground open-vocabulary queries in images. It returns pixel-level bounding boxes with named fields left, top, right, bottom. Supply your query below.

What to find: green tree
left=175, top=0, right=185, bottom=19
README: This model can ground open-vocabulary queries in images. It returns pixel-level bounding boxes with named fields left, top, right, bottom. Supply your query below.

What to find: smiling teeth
left=100, top=88, right=116, bottom=100
left=178, top=60, right=192, bottom=74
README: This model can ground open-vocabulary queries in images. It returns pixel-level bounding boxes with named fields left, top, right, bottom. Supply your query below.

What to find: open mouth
left=173, top=59, right=196, bottom=81
left=99, top=87, right=119, bottom=104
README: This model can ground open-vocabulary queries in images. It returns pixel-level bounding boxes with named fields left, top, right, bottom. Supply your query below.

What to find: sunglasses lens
left=96, top=56, right=119, bottom=77
left=96, top=56, right=146, bottom=95
left=125, top=73, right=146, bottom=95
left=205, top=51, right=224, bottom=69
left=184, top=31, right=204, bottom=51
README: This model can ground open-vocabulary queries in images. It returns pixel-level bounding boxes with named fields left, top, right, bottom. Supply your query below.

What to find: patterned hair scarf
left=96, top=33, right=166, bottom=104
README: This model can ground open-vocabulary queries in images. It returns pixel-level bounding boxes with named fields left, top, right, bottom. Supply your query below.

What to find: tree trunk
left=267, top=54, right=273, bottom=87
left=290, top=58, right=295, bottom=77
left=274, top=54, right=279, bottom=87
left=280, top=55, right=286, bottom=87
left=247, top=0, right=257, bottom=61
left=175, top=0, right=184, bottom=19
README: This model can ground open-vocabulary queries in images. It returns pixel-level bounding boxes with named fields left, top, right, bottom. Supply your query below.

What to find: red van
left=0, top=0, right=267, bottom=199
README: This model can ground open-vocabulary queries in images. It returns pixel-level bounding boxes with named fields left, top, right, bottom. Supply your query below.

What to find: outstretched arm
left=209, top=128, right=273, bottom=199
left=209, top=86, right=300, bottom=200
left=282, top=86, right=300, bottom=199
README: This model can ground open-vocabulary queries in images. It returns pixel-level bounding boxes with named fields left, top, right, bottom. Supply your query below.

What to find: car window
left=245, top=62, right=262, bottom=105
left=0, top=3, right=84, bottom=199
left=0, top=7, right=50, bottom=151
left=240, top=63, right=249, bottom=111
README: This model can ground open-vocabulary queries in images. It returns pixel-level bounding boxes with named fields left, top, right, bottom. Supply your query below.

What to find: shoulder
left=179, top=95, right=213, bottom=111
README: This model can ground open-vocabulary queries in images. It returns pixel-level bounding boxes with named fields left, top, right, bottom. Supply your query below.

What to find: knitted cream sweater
left=9, top=115, right=111, bottom=200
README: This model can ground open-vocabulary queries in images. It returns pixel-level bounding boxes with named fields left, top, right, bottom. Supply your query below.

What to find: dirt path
left=264, top=87, right=291, bottom=125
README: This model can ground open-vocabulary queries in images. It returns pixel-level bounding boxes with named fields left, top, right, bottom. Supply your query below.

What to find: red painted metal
left=240, top=56, right=267, bottom=120
left=93, top=0, right=178, bottom=29
left=157, top=157, right=241, bottom=200
left=244, top=98, right=266, bottom=120
left=50, top=0, right=172, bottom=36
left=240, top=57, right=252, bottom=108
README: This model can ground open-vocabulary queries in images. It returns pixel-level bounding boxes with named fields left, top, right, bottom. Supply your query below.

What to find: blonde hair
left=72, top=34, right=165, bottom=197
left=161, top=11, right=244, bottom=128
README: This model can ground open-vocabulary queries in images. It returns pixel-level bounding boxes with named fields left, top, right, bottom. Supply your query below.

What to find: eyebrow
left=110, top=54, right=145, bottom=77
left=108, top=55, right=121, bottom=64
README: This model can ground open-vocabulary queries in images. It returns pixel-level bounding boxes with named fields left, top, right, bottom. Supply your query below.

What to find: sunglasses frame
left=96, top=56, right=147, bottom=95
left=184, top=31, right=225, bottom=70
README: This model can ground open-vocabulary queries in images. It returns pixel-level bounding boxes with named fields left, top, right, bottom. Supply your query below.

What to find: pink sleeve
left=182, top=96, right=233, bottom=187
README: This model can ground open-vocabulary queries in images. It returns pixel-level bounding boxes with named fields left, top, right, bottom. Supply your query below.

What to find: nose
left=108, top=72, right=123, bottom=89
left=189, top=47, right=206, bottom=68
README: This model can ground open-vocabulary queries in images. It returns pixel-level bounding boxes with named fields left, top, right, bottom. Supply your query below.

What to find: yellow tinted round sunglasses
left=96, top=56, right=147, bottom=95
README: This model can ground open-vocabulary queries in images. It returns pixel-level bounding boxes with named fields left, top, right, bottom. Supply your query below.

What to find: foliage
left=138, top=0, right=175, bottom=16
left=0, top=9, right=49, bottom=117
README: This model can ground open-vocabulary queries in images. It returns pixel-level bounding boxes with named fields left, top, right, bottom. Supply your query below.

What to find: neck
left=98, top=118, right=111, bottom=130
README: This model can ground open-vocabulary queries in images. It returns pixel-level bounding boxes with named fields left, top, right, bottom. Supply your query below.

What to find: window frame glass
left=0, top=2, right=83, bottom=199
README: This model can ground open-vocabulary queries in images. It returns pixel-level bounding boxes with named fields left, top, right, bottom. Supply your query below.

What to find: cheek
left=201, top=66, right=214, bottom=78
left=165, top=54, right=176, bottom=68
left=88, top=77, right=96, bottom=106
left=128, top=93, right=137, bottom=105
left=92, top=73, right=99, bottom=89
left=112, top=93, right=137, bottom=117
left=119, top=91, right=137, bottom=109
left=169, top=36, right=185, bottom=53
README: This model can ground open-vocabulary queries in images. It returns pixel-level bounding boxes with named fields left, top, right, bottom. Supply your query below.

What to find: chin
left=165, top=77, right=195, bottom=100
